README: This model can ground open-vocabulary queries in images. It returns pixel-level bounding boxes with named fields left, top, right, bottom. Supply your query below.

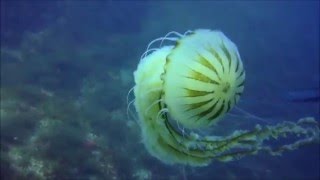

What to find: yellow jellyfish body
left=132, top=29, right=319, bottom=166
left=164, top=29, right=245, bottom=128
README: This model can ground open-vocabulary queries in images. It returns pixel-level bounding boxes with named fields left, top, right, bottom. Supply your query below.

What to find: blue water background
left=1, top=1, right=319, bottom=179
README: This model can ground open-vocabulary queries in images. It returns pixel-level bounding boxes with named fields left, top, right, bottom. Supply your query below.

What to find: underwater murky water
left=1, top=1, right=319, bottom=180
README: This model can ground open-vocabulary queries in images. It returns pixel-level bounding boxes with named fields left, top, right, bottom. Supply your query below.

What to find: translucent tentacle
left=127, top=99, right=137, bottom=121
left=140, top=48, right=158, bottom=62
left=145, top=37, right=178, bottom=55
left=159, top=31, right=185, bottom=47
left=228, top=106, right=271, bottom=124
left=126, top=86, right=135, bottom=106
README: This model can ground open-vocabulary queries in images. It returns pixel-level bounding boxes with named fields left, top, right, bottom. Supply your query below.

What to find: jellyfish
left=129, top=29, right=319, bottom=166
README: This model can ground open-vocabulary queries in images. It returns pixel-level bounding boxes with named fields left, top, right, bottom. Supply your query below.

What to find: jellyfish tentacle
left=127, top=86, right=135, bottom=105
left=127, top=86, right=140, bottom=121
left=160, top=31, right=185, bottom=48
left=126, top=99, right=136, bottom=120
left=183, top=30, right=194, bottom=36
left=142, top=37, right=178, bottom=61
left=231, top=106, right=271, bottom=124
left=145, top=99, right=164, bottom=116
left=140, top=48, right=159, bottom=62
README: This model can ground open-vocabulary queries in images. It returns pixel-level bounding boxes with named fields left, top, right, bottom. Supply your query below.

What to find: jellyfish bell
left=131, top=29, right=319, bottom=166
left=163, top=29, right=245, bottom=129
